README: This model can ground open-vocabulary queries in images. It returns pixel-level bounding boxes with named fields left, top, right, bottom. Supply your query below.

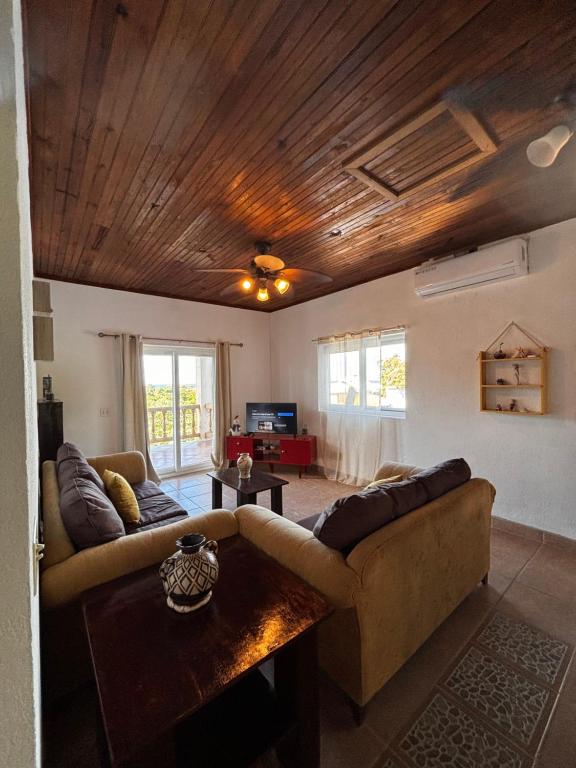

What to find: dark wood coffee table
left=83, top=535, right=332, bottom=768
left=208, top=467, right=289, bottom=515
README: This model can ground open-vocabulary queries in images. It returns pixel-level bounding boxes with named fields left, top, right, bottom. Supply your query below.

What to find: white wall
left=38, top=282, right=271, bottom=456
left=270, top=217, right=576, bottom=540
left=0, top=0, right=41, bottom=764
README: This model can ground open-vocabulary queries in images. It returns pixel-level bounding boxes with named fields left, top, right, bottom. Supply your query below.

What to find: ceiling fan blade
left=193, top=268, right=251, bottom=274
left=219, top=281, right=252, bottom=298
left=279, top=268, right=333, bottom=285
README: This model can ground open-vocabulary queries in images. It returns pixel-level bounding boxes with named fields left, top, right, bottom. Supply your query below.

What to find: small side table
left=208, top=467, right=289, bottom=515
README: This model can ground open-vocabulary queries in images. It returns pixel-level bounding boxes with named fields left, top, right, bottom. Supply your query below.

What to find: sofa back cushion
left=57, top=442, right=106, bottom=493
left=57, top=444, right=126, bottom=549
left=313, top=458, right=471, bottom=553
left=59, top=476, right=126, bottom=550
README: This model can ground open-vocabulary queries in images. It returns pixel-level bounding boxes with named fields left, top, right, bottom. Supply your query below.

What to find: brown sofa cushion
left=125, top=482, right=188, bottom=534
left=57, top=442, right=105, bottom=494
left=313, top=458, right=471, bottom=553
left=59, top=476, right=125, bottom=550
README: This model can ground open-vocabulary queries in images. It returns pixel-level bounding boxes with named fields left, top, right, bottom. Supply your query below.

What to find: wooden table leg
left=211, top=477, right=222, bottom=509
left=237, top=490, right=257, bottom=507
left=270, top=485, right=284, bottom=516
left=274, top=628, right=320, bottom=768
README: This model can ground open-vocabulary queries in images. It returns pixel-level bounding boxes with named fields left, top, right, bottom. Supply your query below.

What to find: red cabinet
left=226, top=436, right=254, bottom=461
left=225, top=435, right=316, bottom=477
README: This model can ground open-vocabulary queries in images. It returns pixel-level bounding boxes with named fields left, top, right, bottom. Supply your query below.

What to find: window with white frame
left=317, top=329, right=406, bottom=416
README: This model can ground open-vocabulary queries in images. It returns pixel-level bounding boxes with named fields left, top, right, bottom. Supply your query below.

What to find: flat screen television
left=246, top=403, right=298, bottom=435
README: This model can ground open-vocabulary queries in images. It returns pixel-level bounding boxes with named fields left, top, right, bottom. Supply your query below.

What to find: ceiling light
left=240, top=277, right=254, bottom=291
left=526, top=125, right=573, bottom=167
left=274, top=278, right=290, bottom=295
left=256, top=285, right=270, bottom=302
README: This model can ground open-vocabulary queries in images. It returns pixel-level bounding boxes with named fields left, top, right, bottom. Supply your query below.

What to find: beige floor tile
left=490, top=529, right=541, bottom=579
left=516, top=543, right=576, bottom=601
left=497, top=581, right=576, bottom=646
left=534, top=656, right=576, bottom=768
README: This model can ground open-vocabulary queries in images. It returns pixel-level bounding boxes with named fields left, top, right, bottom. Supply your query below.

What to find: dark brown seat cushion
left=125, top=482, right=188, bottom=534
left=313, top=458, right=471, bottom=553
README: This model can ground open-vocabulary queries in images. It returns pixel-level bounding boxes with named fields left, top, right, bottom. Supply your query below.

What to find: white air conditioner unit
left=414, top=239, right=528, bottom=298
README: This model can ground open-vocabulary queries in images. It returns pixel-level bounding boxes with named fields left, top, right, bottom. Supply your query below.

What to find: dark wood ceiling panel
left=24, top=0, right=576, bottom=311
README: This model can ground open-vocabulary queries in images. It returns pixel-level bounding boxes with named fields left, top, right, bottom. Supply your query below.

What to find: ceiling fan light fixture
left=274, top=277, right=290, bottom=295
left=240, top=277, right=254, bottom=291
left=526, top=125, right=573, bottom=167
left=256, top=284, right=270, bottom=302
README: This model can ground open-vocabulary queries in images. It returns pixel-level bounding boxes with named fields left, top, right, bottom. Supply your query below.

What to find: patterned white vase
left=159, top=533, right=219, bottom=613
left=237, top=452, right=253, bottom=479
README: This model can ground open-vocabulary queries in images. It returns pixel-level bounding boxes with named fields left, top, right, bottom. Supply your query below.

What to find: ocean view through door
left=143, top=345, right=215, bottom=476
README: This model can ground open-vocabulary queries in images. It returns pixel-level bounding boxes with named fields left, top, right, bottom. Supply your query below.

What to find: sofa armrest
left=41, top=509, right=238, bottom=609
left=343, top=478, right=495, bottom=703
left=87, top=451, right=147, bottom=484
left=373, top=461, right=421, bottom=482
left=234, top=505, right=359, bottom=609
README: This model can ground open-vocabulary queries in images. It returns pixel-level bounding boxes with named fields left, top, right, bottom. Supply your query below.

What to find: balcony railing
left=148, top=404, right=213, bottom=444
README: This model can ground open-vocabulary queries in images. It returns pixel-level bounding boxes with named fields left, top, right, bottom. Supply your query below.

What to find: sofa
left=41, top=454, right=495, bottom=716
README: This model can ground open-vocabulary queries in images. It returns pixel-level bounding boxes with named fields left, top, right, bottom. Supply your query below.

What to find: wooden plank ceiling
left=24, top=0, right=576, bottom=311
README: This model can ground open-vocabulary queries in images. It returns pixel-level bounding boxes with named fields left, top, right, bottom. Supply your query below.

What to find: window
left=318, top=330, right=405, bottom=417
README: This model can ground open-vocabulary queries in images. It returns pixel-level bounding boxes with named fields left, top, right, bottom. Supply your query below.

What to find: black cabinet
left=37, top=400, right=63, bottom=465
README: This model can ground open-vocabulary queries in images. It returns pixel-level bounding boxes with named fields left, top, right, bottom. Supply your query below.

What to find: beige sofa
left=41, top=454, right=495, bottom=714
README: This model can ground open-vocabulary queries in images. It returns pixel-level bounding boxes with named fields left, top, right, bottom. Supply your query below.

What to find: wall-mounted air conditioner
left=414, top=239, right=528, bottom=298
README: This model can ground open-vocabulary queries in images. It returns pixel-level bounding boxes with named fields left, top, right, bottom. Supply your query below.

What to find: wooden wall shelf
left=479, top=349, right=548, bottom=415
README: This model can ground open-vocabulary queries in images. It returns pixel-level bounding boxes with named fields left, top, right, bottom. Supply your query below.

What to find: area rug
left=380, top=611, right=572, bottom=768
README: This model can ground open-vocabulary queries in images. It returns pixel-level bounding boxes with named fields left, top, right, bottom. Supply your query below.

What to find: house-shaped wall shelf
left=479, top=322, right=548, bottom=416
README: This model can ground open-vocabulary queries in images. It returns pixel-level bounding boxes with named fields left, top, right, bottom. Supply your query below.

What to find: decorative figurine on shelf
left=496, top=378, right=507, bottom=386
left=42, top=375, right=54, bottom=401
left=493, top=343, right=506, bottom=359
left=512, top=347, right=529, bottom=359
left=229, top=415, right=241, bottom=436
left=513, top=364, right=520, bottom=385
left=510, top=399, right=518, bottom=412
left=496, top=403, right=503, bottom=411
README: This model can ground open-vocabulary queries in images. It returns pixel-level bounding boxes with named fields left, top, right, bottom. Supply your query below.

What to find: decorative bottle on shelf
left=237, top=452, right=253, bottom=479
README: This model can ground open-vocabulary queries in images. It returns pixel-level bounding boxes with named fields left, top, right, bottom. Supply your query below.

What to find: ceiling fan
left=193, top=241, right=333, bottom=302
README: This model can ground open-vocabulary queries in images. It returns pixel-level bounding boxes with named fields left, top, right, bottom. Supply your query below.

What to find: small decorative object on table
left=237, top=451, right=253, bottom=479
left=42, top=375, right=54, bottom=401
left=229, top=415, right=242, bottom=435
left=493, top=343, right=506, bottom=359
left=159, top=534, right=219, bottom=613
left=301, top=424, right=308, bottom=435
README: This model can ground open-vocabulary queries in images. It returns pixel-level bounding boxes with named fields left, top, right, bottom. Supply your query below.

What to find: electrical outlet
left=99, top=407, right=110, bottom=417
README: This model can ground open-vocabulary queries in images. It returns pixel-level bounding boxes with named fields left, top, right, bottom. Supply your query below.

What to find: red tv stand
left=226, top=434, right=316, bottom=478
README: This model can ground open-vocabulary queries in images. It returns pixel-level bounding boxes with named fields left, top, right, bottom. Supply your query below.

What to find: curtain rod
left=97, top=332, right=243, bottom=348
left=312, top=325, right=405, bottom=343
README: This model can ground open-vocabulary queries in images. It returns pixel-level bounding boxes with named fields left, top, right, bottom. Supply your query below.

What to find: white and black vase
left=159, top=533, right=219, bottom=613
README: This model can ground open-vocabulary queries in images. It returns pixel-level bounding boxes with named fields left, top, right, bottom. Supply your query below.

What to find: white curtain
left=319, top=412, right=402, bottom=485
left=317, top=330, right=405, bottom=485
left=211, top=341, right=231, bottom=469
left=121, top=333, right=160, bottom=483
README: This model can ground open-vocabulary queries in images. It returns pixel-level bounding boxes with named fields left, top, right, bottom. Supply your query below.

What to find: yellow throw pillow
left=364, top=474, right=404, bottom=491
left=102, top=469, right=140, bottom=525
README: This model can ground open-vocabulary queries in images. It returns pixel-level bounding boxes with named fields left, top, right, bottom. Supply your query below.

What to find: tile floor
left=43, top=471, right=576, bottom=768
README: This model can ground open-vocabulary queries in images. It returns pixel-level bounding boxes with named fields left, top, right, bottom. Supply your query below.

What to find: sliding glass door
left=143, top=345, right=215, bottom=476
